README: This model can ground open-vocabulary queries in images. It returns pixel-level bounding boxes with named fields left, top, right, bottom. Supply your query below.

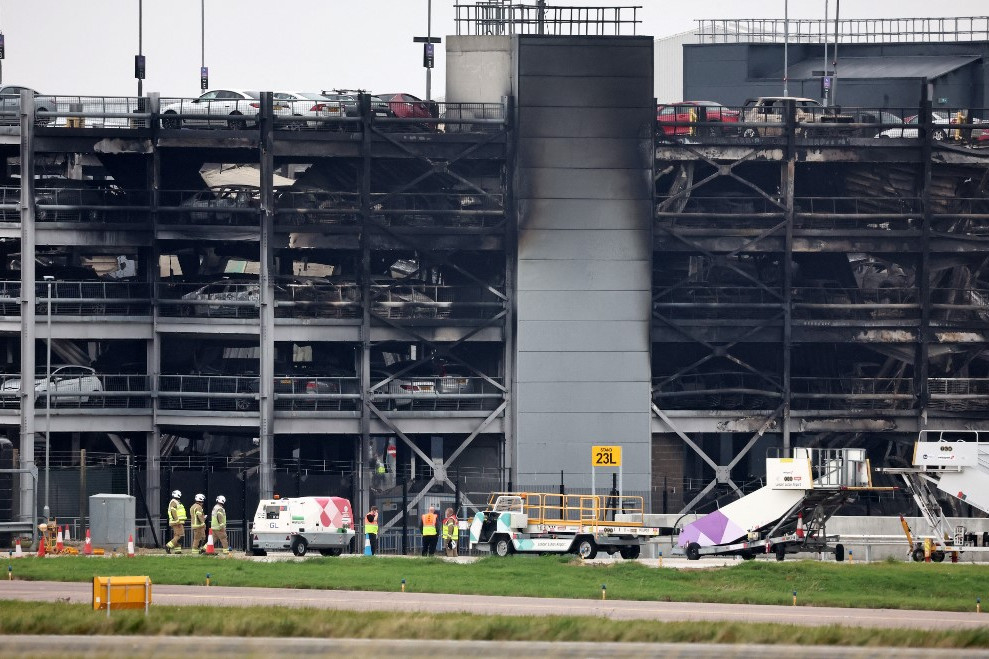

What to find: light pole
left=426, top=0, right=432, bottom=100
left=43, top=275, right=53, bottom=522
left=783, top=0, right=789, bottom=97
left=136, top=0, right=143, bottom=97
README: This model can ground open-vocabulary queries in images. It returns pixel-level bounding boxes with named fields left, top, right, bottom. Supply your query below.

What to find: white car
left=875, top=112, right=951, bottom=141
left=160, top=89, right=290, bottom=129
left=273, top=92, right=345, bottom=129
left=0, top=365, right=103, bottom=406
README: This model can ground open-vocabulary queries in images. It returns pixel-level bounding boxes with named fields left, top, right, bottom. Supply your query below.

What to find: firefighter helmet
left=195, top=493, right=205, bottom=503
left=171, top=490, right=182, bottom=499
left=216, top=495, right=226, bottom=505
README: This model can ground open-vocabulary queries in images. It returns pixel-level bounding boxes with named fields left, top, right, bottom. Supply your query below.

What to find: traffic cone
left=55, top=527, right=64, bottom=552
left=363, top=534, right=372, bottom=556
left=37, top=536, right=46, bottom=557
left=204, top=531, right=215, bottom=555
left=127, top=535, right=135, bottom=558
left=796, top=513, right=805, bottom=538
left=64, top=526, right=71, bottom=542
left=83, top=529, right=93, bottom=556
left=13, top=538, right=23, bottom=558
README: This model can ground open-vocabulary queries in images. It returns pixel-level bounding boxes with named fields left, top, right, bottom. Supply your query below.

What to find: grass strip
left=5, top=554, right=987, bottom=612
left=0, top=600, right=986, bottom=648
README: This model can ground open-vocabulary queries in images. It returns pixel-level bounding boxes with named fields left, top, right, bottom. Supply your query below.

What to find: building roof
left=787, top=55, right=981, bottom=80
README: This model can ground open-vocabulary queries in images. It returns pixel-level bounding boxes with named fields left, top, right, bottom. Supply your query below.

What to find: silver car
left=160, top=89, right=290, bottom=129
left=0, top=365, right=103, bottom=406
left=273, top=92, right=345, bottom=129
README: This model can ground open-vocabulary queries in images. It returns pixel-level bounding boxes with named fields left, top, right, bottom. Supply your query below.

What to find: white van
left=249, top=496, right=355, bottom=557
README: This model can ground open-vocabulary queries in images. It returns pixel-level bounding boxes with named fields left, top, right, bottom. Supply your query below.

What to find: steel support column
left=503, top=95, right=516, bottom=490
left=917, top=89, right=933, bottom=421
left=781, top=100, right=796, bottom=455
left=358, top=93, right=373, bottom=520
left=258, top=92, right=275, bottom=498
left=18, top=89, right=37, bottom=526
left=146, top=95, right=162, bottom=533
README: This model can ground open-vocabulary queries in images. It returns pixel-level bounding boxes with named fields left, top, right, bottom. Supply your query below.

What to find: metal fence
left=696, top=17, right=989, bottom=44
left=454, top=2, right=641, bottom=36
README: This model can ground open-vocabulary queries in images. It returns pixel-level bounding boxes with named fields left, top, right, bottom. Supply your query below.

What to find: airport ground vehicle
left=469, top=492, right=662, bottom=558
left=880, top=430, right=989, bottom=561
left=676, top=447, right=893, bottom=561
left=249, top=496, right=355, bottom=557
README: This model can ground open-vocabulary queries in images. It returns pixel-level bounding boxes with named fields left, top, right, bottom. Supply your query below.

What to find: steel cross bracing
left=355, top=93, right=512, bottom=519
left=652, top=105, right=800, bottom=514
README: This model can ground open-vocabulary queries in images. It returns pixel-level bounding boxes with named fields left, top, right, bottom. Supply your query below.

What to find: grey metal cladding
left=517, top=414, right=651, bottom=447
left=516, top=108, right=653, bottom=139
left=518, top=136, right=654, bottom=168
left=516, top=168, right=653, bottom=200
left=517, top=75, right=654, bottom=108
left=517, top=382, right=650, bottom=413
left=516, top=259, right=650, bottom=291
left=516, top=351, right=651, bottom=382
left=519, top=199, right=653, bottom=230
left=516, top=321, right=649, bottom=352
left=517, top=290, right=651, bottom=322
left=518, top=229, right=651, bottom=260
left=517, top=42, right=654, bottom=78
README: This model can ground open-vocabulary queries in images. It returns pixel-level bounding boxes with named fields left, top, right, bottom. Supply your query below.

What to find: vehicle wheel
left=178, top=304, right=193, bottom=317
left=288, top=115, right=306, bottom=131
left=932, top=128, right=946, bottom=142
left=835, top=543, right=846, bottom=563
left=228, top=113, right=247, bottom=130
left=619, top=545, right=640, bottom=560
left=932, top=550, right=946, bottom=563
left=162, top=112, right=180, bottom=129
left=35, top=108, right=51, bottom=128
left=235, top=397, right=251, bottom=411
left=290, top=536, right=308, bottom=557
left=575, top=537, right=597, bottom=560
left=740, top=550, right=756, bottom=560
left=742, top=128, right=758, bottom=138
left=685, top=542, right=701, bottom=561
left=492, top=536, right=512, bottom=557
left=775, top=545, right=786, bottom=562
left=707, top=125, right=720, bottom=137
left=319, top=548, right=342, bottom=557
left=248, top=547, right=266, bottom=556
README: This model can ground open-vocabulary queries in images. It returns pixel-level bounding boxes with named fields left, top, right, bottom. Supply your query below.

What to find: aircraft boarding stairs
left=677, top=447, right=889, bottom=560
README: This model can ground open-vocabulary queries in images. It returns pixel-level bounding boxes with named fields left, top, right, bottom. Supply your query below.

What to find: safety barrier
left=92, top=576, right=151, bottom=615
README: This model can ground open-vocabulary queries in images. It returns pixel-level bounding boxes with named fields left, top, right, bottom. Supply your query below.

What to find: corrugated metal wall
left=512, top=36, right=655, bottom=499
left=654, top=29, right=698, bottom=103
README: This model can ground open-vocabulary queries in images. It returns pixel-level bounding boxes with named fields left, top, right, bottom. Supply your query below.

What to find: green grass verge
left=0, top=601, right=986, bottom=648
left=5, top=554, right=987, bottom=612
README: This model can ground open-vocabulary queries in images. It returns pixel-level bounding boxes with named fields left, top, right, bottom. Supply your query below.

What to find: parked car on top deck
left=874, top=112, right=952, bottom=141
left=657, top=101, right=740, bottom=137
left=319, top=90, right=395, bottom=119
left=272, top=92, right=345, bottom=129
left=0, top=365, right=103, bottom=406
left=741, top=96, right=824, bottom=137
left=0, top=85, right=55, bottom=127
left=160, top=89, right=290, bottom=129
left=376, top=92, right=439, bottom=130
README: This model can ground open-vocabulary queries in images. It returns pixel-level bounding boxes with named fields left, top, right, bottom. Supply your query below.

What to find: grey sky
left=1, top=1, right=986, bottom=97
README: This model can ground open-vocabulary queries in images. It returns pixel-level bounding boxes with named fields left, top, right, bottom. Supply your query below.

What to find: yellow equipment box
left=92, top=576, right=152, bottom=613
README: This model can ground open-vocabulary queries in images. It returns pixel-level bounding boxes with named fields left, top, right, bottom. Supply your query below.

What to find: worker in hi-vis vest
left=165, top=490, right=187, bottom=554
left=190, top=493, right=207, bottom=552
left=212, top=495, right=230, bottom=554
left=420, top=505, right=438, bottom=556
left=442, top=507, right=459, bottom=557
left=365, top=505, right=379, bottom=555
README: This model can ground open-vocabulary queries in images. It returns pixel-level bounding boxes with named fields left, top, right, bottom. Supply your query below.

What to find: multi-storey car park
left=1, top=7, right=988, bottom=549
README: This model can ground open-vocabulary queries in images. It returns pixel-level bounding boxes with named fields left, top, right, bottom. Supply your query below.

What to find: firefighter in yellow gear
left=165, top=490, right=187, bottom=554
left=190, top=493, right=207, bottom=552
left=442, top=507, right=459, bottom=557
left=212, top=495, right=230, bottom=554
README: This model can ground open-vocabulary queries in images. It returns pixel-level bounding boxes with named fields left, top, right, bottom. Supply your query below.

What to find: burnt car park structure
left=3, top=7, right=989, bottom=545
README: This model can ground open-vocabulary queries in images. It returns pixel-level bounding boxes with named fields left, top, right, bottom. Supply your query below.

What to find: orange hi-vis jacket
left=421, top=512, right=438, bottom=536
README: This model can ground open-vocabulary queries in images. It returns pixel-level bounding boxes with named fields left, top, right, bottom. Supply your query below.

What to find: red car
left=657, top=101, right=740, bottom=137
left=377, top=93, right=439, bottom=130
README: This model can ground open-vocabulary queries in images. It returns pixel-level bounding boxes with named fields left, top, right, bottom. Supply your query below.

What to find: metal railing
left=791, top=377, right=915, bottom=410
left=455, top=2, right=641, bottom=36
left=157, top=282, right=260, bottom=319
left=370, top=192, right=505, bottom=229
left=793, top=287, right=919, bottom=321
left=0, top=373, right=151, bottom=409
left=371, top=284, right=505, bottom=320
left=33, top=281, right=151, bottom=316
left=157, top=375, right=260, bottom=412
left=38, top=96, right=150, bottom=129
left=929, top=379, right=989, bottom=412
left=653, top=285, right=782, bottom=320
left=652, top=372, right=781, bottom=410
left=273, top=377, right=360, bottom=412
left=370, top=376, right=506, bottom=411
left=696, top=17, right=989, bottom=43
